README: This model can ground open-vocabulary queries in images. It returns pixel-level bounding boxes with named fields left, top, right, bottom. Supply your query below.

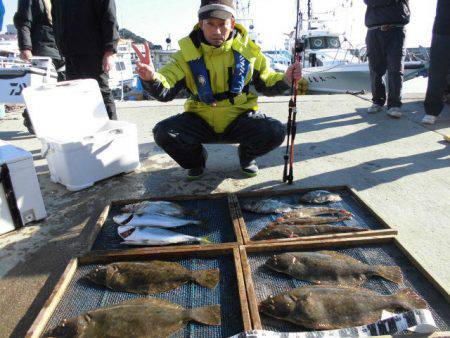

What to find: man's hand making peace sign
left=132, top=41, right=156, bottom=82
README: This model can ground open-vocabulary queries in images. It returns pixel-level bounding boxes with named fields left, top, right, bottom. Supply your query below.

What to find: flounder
left=49, top=298, right=221, bottom=337
left=85, top=261, right=220, bottom=294
left=265, top=251, right=403, bottom=285
left=259, top=286, right=426, bottom=329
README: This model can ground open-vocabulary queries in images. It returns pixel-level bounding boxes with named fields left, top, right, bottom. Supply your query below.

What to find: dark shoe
left=238, top=147, right=258, bottom=177
left=187, top=167, right=205, bottom=181
left=241, top=160, right=258, bottom=177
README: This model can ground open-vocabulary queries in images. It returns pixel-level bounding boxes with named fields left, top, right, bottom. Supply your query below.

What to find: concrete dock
left=0, top=93, right=449, bottom=337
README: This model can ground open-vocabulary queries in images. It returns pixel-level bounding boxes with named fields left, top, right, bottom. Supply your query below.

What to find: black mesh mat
left=44, top=256, right=243, bottom=337
left=92, top=198, right=236, bottom=251
left=247, top=243, right=450, bottom=333
left=238, top=190, right=383, bottom=240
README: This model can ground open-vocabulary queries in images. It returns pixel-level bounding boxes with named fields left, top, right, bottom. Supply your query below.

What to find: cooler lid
left=0, top=140, right=32, bottom=164
left=21, top=79, right=110, bottom=141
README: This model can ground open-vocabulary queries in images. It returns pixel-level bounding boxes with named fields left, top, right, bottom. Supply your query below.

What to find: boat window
left=311, top=38, right=324, bottom=49
left=329, top=37, right=340, bottom=48
left=308, top=37, right=341, bottom=50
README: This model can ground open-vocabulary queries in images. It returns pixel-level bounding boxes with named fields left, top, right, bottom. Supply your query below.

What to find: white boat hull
left=304, top=62, right=427, bottom=94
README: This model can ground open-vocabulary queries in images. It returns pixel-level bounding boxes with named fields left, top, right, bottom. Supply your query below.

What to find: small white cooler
left=22, top=79, right=140, bottom=191
left=0, top=141, right=47, bottom=235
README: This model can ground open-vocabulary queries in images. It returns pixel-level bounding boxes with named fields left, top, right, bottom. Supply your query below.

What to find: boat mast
left=307, top=0, right=312, bottom=30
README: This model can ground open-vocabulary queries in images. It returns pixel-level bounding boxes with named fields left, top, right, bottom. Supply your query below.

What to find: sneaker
left=187, top=167, right=205, bottom=181
left=241, top=160, right=259, bottom=177
left=421, top=115, right=437, bottom=125
left=367, top=104, right=383, bottom=114
left=238, top=147, right=258, bottom=177
left=387, top=107, right=403, bottom=118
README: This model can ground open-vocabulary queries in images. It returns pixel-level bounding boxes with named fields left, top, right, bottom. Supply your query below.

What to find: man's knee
left=266, top=119, right=286, bottom=148
left=152, top=121, right=171, bottom=148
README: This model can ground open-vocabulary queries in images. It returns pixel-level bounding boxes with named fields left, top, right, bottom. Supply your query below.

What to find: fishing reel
left=293, top=38, right=305, bottom=54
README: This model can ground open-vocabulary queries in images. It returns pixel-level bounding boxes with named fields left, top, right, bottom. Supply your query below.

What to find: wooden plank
left=25, top=259, right=78, bottom=338
left=228, top=194, right=244, bottom=245
left=244, top=235, right=395, bottom=254
left=247, top=229, right=397, bottom=245
left=233, top=185, right=348, bottom=199
left=239, top=245, right=262, bottom=330
left=394, top=238, right=450, bottom=303
left=85, top=204, right=111, bottom=252
left=111, top=191, right=229, bottom=207
left=79, top=243, right=237, bottom=265
left=229, top=194, right=251, bottom=244
left=233, top=247, right=252, bottom=331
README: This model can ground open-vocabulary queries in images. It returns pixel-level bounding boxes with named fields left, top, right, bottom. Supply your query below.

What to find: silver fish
left=121, top=201, right=188, bottom=216
left=118, top=225, right=211, bottom=246
left=113, top=213, right=201, bottom=228
left=242, top=199, right=302, bottom=214
left=300, top=190, right=342, bottom=204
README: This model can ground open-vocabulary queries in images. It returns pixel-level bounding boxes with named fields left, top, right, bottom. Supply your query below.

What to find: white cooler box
left=0, top=141, right=47, bottom=235
left=22, top=79, right=140, bottom=191
left=0, top=57, right=57, bottom=104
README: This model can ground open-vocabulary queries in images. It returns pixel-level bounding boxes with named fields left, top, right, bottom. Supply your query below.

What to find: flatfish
left=265, top=251, right=403, bottom=285
left=85, top=261, right=220, bottom=294
left=259, top=286, right=426, bottom=329
left=49, top=298, right=221, bottom=337
left=252, top=223, right=367, bottom=240
left=300, top=190, right=342, bottom=204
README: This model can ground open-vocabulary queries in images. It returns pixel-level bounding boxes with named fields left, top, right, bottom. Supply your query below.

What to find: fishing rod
left=283, top=0, right=305, bottom=184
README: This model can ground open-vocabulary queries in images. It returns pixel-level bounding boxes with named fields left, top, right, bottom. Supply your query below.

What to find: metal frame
left=25, top=244, right=252, bottom=338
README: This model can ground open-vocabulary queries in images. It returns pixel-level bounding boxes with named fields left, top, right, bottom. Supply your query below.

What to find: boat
left=287, top=1, right=429, bottom=94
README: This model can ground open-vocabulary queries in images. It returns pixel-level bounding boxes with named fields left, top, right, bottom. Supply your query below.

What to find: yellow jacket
left=144, top=23, right=288, bottom=133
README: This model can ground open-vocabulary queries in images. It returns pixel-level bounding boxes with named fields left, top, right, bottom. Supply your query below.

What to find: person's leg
left=64, top=55, right=117, bottom=120
left=222, top=111, right=285, bottom=175
left=153, top=113, right=217, bottom=170
left=52, top=58, right=66, bottom=82
left=386, top=27, right=406, bottom=111
left=96, top=71, right=117, bottom=120
left=424, top=34, right=450, bottom=119
left=366, top=30, right=387, bottom=108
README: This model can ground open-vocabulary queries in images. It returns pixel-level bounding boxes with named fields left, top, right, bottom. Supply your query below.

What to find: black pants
left=366, top=27, right=406, bottom=108
left=65, top=55, right=117, bottom=120
left=153, top=111, right=286, bottom=169
left=424, top=34, right=450, bottom=117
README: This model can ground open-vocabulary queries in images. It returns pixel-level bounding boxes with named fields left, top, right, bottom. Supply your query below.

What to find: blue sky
left=1, top=0, right=438, bottom=49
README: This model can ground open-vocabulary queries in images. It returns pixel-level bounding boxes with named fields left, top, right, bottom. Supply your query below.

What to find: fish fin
left=199, top=236, right=212, bottom=244
left=191, top=269, right=220, bottom=289
left=373, top=265, right=404, bottom=284
left=146, top=282, right=186, bottom=294
left=394, top=288, right=427, bottom=310
left=188, top=305, right=221, bottom=326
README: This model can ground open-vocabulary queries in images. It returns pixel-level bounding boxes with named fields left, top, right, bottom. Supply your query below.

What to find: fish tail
left=199, top=236, right=212, bottom=244
left=191, top=268, right=220, bottom=289
left=188, top=305, right=221, bottom=326
left=373, top=265, right=404, bottom=284
left=394, top=288, right=427, bottom=310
